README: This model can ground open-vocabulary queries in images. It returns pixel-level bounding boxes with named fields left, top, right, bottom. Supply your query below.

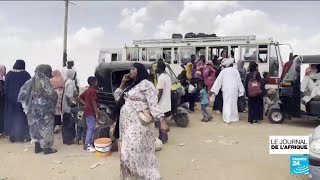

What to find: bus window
left=179, top=47, right=195, bottom=64
left=231, top=46, right=239, bottom=60
left=147, top=48, right=162, bottom=62
left=269, top=44, right=280, bottom=77
left=142, top=48, right=147, bottom=61
left=111, top=54, right=117, bottom=61
left=126, top=48, right=139, bottom=61
left=117, top=53, right=122, bottom=61
left=241, top=46, right=258, bottom=62
left=209, top=47, right=228, bottom=60
left=258, top=45, right=268, bottom=63
left=196, top=47, right=206, bottom=58
left=163, top=48, right=171, bottom=63
left=173, top=48, right=179, bottom=64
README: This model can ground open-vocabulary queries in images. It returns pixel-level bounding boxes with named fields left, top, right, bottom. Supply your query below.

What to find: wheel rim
left=271, top=111, right=282, bottom=122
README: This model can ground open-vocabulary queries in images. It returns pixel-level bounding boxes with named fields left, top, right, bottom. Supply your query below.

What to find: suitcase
left=207, top=34, right=217, bottom=37
left=172, top=33, right=183, bottom=39
left=197, top=33, right=207, bottom=38
left=185, top=32, right=197, bottom=38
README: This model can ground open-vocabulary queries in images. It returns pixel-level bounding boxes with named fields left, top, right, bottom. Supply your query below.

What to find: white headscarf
left=221, top=58, right=235, bottom=67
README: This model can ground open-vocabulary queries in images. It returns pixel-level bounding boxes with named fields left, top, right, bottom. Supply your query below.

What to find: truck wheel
left=97, top=111, right=113, bottom=126
left=174, top=113, right=189, bottom=127
left=268, top=109, right=284, bottom=123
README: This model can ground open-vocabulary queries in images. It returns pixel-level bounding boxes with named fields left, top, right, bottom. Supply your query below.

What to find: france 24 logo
left=290, top=155, right=309, bottom=175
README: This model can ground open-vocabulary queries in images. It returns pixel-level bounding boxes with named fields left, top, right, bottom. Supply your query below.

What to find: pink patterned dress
left=115, top=79, right=164, bottom=180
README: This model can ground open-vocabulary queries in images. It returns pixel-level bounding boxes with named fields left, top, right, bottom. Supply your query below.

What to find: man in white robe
left=210, top=58, right=245, bottom=124
left=301, top=66, right=320, bottom=104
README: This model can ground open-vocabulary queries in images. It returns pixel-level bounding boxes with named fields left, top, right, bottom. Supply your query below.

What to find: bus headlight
left=310, top=139, right=320, bottom=154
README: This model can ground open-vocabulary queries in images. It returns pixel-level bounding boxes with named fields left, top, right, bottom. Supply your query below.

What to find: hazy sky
left=1, top=1, right=320, bottom=85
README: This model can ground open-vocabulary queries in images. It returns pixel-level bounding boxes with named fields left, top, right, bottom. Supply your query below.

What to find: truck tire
left=268, top=109, right=285, bottom=123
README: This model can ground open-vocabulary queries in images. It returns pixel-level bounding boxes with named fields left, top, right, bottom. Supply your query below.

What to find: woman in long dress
left=4, top=60, right=31, bottom=142
left=245, top=62, right=265, bottom=124
left=18, top=64, right=58, bottom=154
left=62, top=69, right=77, bottom=145
left=113, top=63, right=169, bottom=180
left=0, top=65, right=6, bottom=135
left=50, top=70, right=64, bottom=133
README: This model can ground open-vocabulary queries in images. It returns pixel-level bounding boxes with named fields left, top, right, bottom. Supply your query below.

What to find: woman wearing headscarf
left=237, top=59, right=247, bottom=113
left=4, top=60, right=31, bottom=142
left=203, top=61, right=217, bottom=91
left=62, top=69, right=77, bottom=145
left=112, top=63, right=169, bottom=180
left=212, top=57, right=223, bottom=114
left=237, top=59, right=247, bottom=84
left=18, top=64, right=58, bottom=154
left=0, top=65, right=6, bottom=135
left=50, top=70, right=65, bottom=133
left=245, top=62, right=265, bottom=124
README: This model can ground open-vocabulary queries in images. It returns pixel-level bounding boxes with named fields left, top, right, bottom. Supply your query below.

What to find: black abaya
left=248, top=97, right=264, bottom=122
left=213, top=90, right=223, bottom=111
left=62, top=113, right=76, bottom=144
left=245, top=71, right=265, bottom=123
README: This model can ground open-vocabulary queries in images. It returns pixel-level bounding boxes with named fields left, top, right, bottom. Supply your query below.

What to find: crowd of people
left=0, top=55, right=270, bottom=179
left=179, top=53, right=268, bottom=125
left=0, top=60, right=100, bottom=154
left=0, top=59, right=171, bottom=179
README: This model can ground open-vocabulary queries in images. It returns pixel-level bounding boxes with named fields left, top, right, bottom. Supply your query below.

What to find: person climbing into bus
left=280, top=55, right=298, bottom=81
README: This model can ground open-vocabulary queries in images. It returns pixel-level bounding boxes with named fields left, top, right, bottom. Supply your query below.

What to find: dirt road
left=0, top=108, right=317, bottom=180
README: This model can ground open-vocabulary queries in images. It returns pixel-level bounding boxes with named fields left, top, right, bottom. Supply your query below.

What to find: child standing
left=79, top=77, right=99, bottom=152
left=71, top=106, right=86, bottom=145
left=199, top=81, right=212, bottom=122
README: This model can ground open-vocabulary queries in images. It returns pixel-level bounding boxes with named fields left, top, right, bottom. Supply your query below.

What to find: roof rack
left=133, top=35, right=256, bottom=45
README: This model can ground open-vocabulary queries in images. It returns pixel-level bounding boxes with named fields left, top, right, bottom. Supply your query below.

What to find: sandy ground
left=0, top=106, right=318, bottom=180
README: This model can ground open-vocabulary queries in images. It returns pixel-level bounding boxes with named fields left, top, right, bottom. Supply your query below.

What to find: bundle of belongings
left=301, top=65, right=320, bottom=104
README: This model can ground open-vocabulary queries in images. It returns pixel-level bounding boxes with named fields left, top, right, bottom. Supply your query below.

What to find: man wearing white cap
left=210, top=58, right=245, bottom=124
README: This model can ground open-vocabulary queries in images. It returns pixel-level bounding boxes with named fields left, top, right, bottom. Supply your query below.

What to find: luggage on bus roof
left=197, top=33, right=207, bottom=38
left=185, top=32, right=197, bottom=38
left=172, top=33, right=183, bottom=39
left=207, top=33, right=217, bottom=37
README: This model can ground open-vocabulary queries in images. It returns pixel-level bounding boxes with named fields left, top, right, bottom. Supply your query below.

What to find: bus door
left=239, top=45, right=259, bottom=72
left=126, top=47, right=139, bottom=61
left=268, top=43, right=282, bottom=85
